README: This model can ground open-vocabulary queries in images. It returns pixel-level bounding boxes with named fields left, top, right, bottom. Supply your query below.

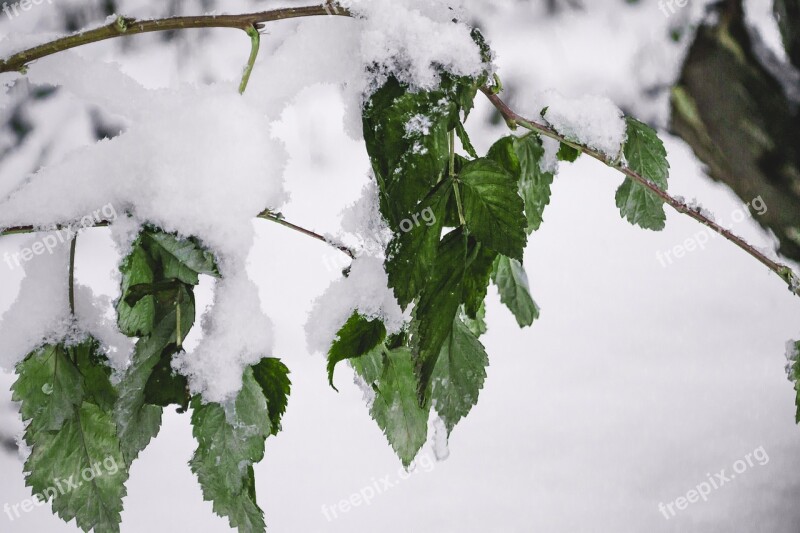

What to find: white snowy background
left=0, top=0, right=799, bottom=532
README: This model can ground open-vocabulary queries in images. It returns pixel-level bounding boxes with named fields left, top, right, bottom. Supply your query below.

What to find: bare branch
left=0, top=3, right=351, bottom=74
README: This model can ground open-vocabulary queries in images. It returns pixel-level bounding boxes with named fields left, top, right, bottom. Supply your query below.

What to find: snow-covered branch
left=482, top=88, right=800, bottom=297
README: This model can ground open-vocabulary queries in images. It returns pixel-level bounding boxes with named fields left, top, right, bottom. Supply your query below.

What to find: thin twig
left=481, top=87, right=800, bottom=297
left=68, top=236, right=77, bottom=315
left=256, top=210, right=356, bottom=259
left=239, top=25, right=261, bottom=95
left=0, top=211, right=356, bottom=259
left=0, top=4, right=350, bottom=74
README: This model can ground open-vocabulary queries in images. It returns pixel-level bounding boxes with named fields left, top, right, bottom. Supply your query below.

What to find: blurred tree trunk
left=670, top=0, right=800, bottom=262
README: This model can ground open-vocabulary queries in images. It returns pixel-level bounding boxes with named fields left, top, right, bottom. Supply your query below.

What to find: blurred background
left=1, top=0, right=800, bottom=531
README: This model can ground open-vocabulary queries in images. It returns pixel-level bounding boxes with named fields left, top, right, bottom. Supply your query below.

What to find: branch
left=481, top=87, right=800, bottom=297
left=0, top=3, right=351, bottom=74
left=256, top=210, right=356, bottom=259
left=238, top=25, right=261, bottom=95
left=0, top=212, right=356, bottom=259
left=68, top=236, right=77, bottom=315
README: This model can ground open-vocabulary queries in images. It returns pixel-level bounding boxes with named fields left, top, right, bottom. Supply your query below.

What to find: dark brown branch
left=0, top=3, right=351, bottom=74
left=482, top=87, right=800, bottom=297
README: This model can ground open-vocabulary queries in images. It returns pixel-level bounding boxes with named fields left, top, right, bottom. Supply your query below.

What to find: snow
left=305, top=256, right=408, bottom=355
left=73, top=284, right=134, bottom=373
left=0, top=54, right=287, bottom=401
left=538, top=90, right=627, bottom=158
left=338, top=179, right=393, bottom=258
left=0, top=1, right=799, bottom=531
left=540, top=135, right=560, bottom=174
left=173, top=264, right=275, bottom=404
left=430, top=415, right=450, bottom=461
left=786, top=340, right=799, bottom=379
left=0, top=237, right=72, bottom=371
left=405, top=114, right=433, bottom=137
left=345, top=0, right=488, bottom=92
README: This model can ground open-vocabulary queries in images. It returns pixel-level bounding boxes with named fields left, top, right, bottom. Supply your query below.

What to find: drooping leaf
left=413, top=228, right=469, bottom=401
left=386, top=180, right=452, bottom=308
left=616, top=117, right=670, bottom=231
left=455, top=121, right=478, bottom=159
left=370, top=348, right=429, bottom=467
left=115, top=304, right=192, bottom=466
left=142, top=230, right=220, bottom=285
left=143, top=347, right=189, bottom=410
left=514, top=133, right=555, bottom=232
left=430, top=318, right=489, bottom=434
left=190, top=368, right=271, bottom=532
left=251, top=357, right=292, bottom=436
left=492, top=255, right=540, bottom=328
left=557, top=143, right=580, bottom=162
left=351, top=345, right=386, bottom=386
left=462, top=239, right=498, bottom=318
left=458, top=158, right=527, bottom=260
left=14, top=339, right=128, bottom=533
left=13, top=344, right=82, bottom=434
left=116, top=242, right=156, bottom=337
left=25, top=402, right=127, bottom=533
left=486, top=136, right=521, bottom=178
left=461, top=302, right=488, bottom=337
left=362, top=76, right=454, bottom=227
left=327, top=312, right=387, bottom=389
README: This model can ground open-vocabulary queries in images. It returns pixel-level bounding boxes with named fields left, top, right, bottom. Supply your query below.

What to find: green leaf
left=557, top=143, right=580, bottom=162
left=492, top=255, right=540, bottom=328
left=458, top=158, right=527, bottom=259
left=143, top=348, right=189, bottom=410
left=462, top=239, right=497, bottom=318
left=486, top=136, right=521, bottom=178
left=73, top=341, right=118, bottom=412
left=251, top=357, right=292, bottom=436
left=413, top=228, right=469, bottom=401
left=430, top=318, right=489, bottom=434
left=15, top=339, right=127, bottom=533
left=616, top=117, right=670, bottom=231
left=13, top=345, right=82, bottom=433
left=190, top=368, right=271, bottom=532
left=124, top=279, right=184, bottom=308
left=788, top=340, right=800, bottom=424
left=351, top=345, right=386, bottom=386
left=115, top=304, right=191, bottom=466
left=461, top=302, right=488, bottom=337
left=386, top=180, right=452, bottom=308
left=514, top=133, right=555, bottom=232
left=455, top=121, right=478, bottom=159
left=142, top=231, right=220, bottom=285
left=327, top=312, right=387, bottom=389
left=25, top=402, right=127, bottom=533
left=362, top=77, right=454, bottom=227
left=370, top=347, right=429, bottom=467
left=116, top=242, right=156, bottom=337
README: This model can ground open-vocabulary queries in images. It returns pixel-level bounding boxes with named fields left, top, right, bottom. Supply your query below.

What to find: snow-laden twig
left=0, top=211, right=356, bottom=259
left=481, top=87, right=800, bottom=298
